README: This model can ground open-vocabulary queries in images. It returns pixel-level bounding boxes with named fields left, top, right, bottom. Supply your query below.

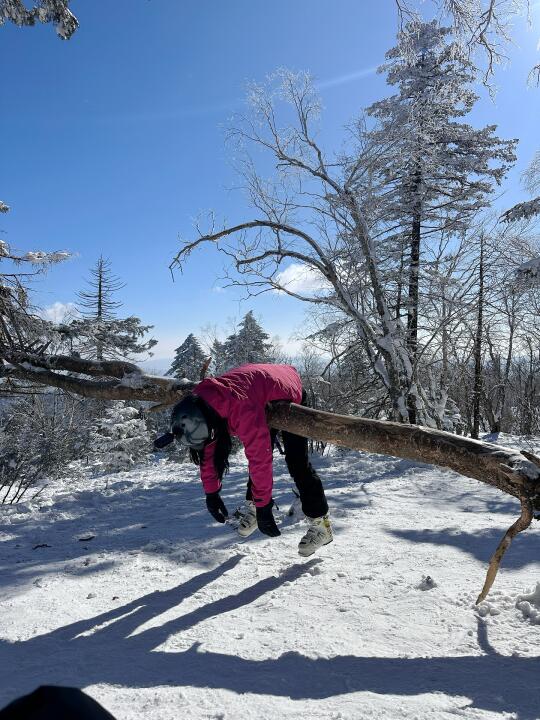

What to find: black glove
left=256, top=500, right=281, bottom=537
left=153, top=432, right=175, bottom=450
left=205, top=491, right=229, bottom=524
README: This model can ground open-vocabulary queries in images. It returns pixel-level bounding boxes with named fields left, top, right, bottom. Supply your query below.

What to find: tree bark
left=472, top=235, right=485, bottom=439
left=407, top=167, right=422, bottom=425
left=267, top=402, right=540, bottom=503
left=267, top=401, right=540, bottom=602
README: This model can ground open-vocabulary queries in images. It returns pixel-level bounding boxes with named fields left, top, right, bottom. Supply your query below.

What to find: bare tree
left=472, top=233, right=485, bottom=439
left=0, top=204, right=70, bottom=398
left=171, top=70, right=419, bottom=422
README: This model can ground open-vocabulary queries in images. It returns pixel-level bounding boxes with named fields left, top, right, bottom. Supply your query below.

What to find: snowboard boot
left=234, top=501, right=258, bottom=538
left=298, top=514, right=333, bottom=557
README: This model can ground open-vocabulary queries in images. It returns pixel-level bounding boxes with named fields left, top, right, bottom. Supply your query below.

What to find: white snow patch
left=516, top=583, right=540, bottom=624
left=0, top=440, right=539, bottom=718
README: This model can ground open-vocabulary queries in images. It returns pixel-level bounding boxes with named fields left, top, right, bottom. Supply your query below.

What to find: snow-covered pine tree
left=76, top=256, right=123, bottom=361
left=59, top=257, right=157, bottom=470
left=222, top=311, right=273, bottom=370
left=68, top=256, right=156, bottom=361
left=166, top=333, right=207, bottom=379
left=87, top=402, right=152, bottom=474
left=504, top=151, right=540, bottom=224
left=210, top=338, right=226, bottom=375
left=365, top=20, right=516, bottom=423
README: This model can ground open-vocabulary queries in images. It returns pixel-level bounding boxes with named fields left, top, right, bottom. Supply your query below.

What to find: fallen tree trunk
left=2, top=350, right=539, bottom=602
left=268, top=402, right=540, bottom=603
left=267, top=402, right=540, bottom=503
left=0, top=351, right=196, bottom=403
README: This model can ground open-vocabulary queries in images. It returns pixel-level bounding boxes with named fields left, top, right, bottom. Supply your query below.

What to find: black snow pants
left=246, top=391, right=328, bottom=518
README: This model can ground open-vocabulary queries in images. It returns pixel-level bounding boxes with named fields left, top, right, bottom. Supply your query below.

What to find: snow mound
left=417, top=574, right=438, bottom=591
left=516, top=583, right=540, bottom=624
left=475, top=600, right=501, bottom=618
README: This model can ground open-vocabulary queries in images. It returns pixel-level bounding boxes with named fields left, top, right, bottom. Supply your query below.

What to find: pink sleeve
left=234, top=402, right=273, bottom=507
left=199, top=440, right=221, bottom=495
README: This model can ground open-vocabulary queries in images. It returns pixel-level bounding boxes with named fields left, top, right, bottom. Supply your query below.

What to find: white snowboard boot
left=233, top=501, right=258, bottom=538
left=298, top=515, right=333, bottom=557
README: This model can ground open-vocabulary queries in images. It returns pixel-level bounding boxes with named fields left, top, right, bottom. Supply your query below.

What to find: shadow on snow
left=389, top=525, right=540, bottom=569
left=0, top=555, right=538, bottom=719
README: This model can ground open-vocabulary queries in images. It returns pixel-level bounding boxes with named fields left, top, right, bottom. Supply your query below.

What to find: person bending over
left=157, top=363, right=332, bottom=556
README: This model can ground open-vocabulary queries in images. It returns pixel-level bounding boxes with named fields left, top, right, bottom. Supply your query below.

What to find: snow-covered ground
left=1, top=435, right=540, bottom=720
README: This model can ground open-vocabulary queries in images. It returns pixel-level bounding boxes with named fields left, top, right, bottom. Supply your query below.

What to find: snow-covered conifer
left=68, top=256, right=156, bottom=361
left=222, top=311, right=273, bottom=370
left=166, top=333, right=207, bottom=380
left=365, top=20, right=516, bottom=422
left=87, top=403, right=151, bottom=474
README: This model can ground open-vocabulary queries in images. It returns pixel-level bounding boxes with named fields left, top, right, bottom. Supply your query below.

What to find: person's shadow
left=1, top=555, right=539, bottom=719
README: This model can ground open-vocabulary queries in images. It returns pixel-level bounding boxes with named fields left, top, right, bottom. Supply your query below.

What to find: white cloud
left=316, top=66, right=378, bottom=90
left=40, top=301, right=78, bottom=324
left=274, top=263, right=331, bottom=295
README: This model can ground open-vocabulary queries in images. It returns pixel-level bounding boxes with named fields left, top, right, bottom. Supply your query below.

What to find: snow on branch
left=501, top=197, right=540, bottom=223
left=0, top=0, right=78, bottom=39
left=516, top=256, right=540, bottom=279
left=23, top=250, right=71, bottom=265
left=394, top=0, right=532, bottom=83
left=0, top=350, right=196, bottom=404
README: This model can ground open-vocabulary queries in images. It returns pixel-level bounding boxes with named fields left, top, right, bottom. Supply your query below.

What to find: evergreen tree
left=87, top=403, right=151, bottom=474
left=211, top=338, right=226, bottom=375
left=166, top=333, right=207, bottom=379
left=77, top=256, right=124, bottom=319
left=365, top=20, right=516, bottom=422
left=69, top=256, right=156, bottom=360
left=222, top=311, right=273, bottom=370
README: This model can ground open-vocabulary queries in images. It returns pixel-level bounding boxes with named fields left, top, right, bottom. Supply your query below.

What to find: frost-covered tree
left=0, top=0, right=78, bottom=39
left=171, top=40, right=513, bottom=423
left=0, top=391, right=90, bottom=503
left=87, top=403, right=151, bottom=474
left=503, top=152, right=540, bottom=224
left=207, top=338, right=225, bottom=375
left=365, top=20, right=516, bottom=422
left=166, top=333, right=207, bottom=379
left=0, top=202, right=70, bottom=384
left=171, top=68, right=428, bottom=422
left=394, top=1, right=536, bottom=83
left=65, top=256, right=157, bottom=361
left=221, top=311, right=273, bottom=370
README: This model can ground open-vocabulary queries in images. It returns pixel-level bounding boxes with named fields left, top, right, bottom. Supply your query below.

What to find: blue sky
left=1, top=1, right=539, bottom=370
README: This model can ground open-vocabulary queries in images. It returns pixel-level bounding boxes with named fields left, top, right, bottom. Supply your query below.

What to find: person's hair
left=188, top=395, right=232, bottom=481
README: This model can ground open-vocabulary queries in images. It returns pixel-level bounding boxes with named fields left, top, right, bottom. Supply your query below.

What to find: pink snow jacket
left=194, top=363, right=303, bottom=507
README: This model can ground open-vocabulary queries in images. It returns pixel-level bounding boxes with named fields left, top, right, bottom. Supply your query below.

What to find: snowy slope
left=1, top=437, right=540, bottom=720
